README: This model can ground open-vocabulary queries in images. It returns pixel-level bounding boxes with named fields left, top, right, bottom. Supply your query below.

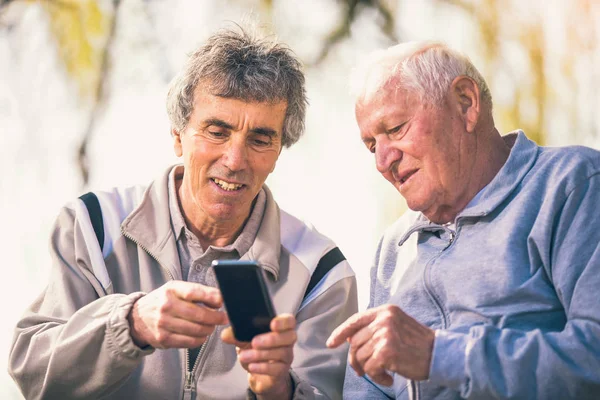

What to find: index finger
left=173, top=282, right=223, bottom=308
left=326, top=309, right=378, bottom=348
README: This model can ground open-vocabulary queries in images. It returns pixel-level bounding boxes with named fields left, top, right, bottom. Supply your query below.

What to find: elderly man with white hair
left=327, top=42, right=600, bottom=399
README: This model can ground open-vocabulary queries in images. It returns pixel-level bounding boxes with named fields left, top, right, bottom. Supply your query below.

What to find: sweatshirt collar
left=457, top=130, right=539, bottom=218
left=121, top=165, right=283, bottom=280
left=398, top=130, right=539, bottom=245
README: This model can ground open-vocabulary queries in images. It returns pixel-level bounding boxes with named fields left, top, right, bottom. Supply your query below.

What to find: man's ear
left=172, top=128, right=183, bottom=157
left=450, top=76, right=480, bottom=133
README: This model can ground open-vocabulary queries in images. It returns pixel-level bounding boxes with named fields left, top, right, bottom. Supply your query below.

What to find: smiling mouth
left=211, top=178, right=245, bottom=191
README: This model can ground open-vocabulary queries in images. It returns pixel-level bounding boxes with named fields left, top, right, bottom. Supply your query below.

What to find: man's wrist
left=127, top=297, right=150, bottom=348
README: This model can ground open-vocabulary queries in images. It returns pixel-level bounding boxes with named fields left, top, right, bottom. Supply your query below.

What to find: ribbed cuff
left=246, top=369, right=314, bottom=400
left=289, top=369, right=314, bottom=399
left=428, top=329, right=468, bottom=391
left=106, top=292, right=155, bottom=359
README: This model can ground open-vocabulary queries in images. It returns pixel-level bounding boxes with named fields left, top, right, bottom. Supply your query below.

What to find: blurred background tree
left=0, top=1, right=598, bottom=398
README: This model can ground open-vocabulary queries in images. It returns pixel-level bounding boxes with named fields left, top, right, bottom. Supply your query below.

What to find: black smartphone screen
left=212, top=260, right=276, bottom=342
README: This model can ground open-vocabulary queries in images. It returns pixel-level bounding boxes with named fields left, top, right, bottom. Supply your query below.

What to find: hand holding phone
left=212, top=260, right=276, bottom=342
left=221, top=313, right=297, bottom=397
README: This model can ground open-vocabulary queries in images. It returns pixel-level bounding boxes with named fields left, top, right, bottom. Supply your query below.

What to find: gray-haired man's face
left=172, top=88, right=286, bottom=224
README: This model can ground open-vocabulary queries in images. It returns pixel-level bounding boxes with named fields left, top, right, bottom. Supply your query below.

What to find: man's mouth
left=211, top=178, right=244, bottom=191
left=398, top=169, right=417, bottom=184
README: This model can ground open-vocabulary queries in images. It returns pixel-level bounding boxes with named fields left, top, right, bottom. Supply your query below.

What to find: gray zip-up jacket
left=9, top=167, right=358, bottom=400
left=344, top=131, right=600, bottom=399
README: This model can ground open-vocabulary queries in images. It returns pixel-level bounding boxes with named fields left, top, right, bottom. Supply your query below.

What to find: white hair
left=351, top=41, right=492, bottom=109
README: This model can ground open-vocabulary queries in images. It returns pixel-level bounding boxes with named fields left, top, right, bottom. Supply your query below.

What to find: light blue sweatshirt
left=344, top=131, right=600, bottom=399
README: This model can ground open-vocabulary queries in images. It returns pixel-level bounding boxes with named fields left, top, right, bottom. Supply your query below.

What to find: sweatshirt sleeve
left=428, top=173, right=600, bottom=399
left=8, top=206, right=154, bottom=400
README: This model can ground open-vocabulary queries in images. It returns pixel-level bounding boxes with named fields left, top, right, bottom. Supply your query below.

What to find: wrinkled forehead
left=194, top=78, right=287, bottom=105
left=193, top=83, right=287, bottom=110
left=355, top=82, right=428, bottom=138
left=356, top=77, right=415, bottom=114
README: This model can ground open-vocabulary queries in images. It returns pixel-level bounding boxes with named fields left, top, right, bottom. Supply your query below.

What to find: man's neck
left=428, top=127, right=511, bottom=225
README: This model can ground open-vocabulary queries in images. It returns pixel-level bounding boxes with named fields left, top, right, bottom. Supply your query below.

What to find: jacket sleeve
left=428, top=173, right=600, bottom=399
left=8, top=206, right=154, bottom=400
left=289, top=263, right=358, bottom=400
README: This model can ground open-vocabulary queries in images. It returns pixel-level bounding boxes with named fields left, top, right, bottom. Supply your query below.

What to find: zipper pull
left=185, top=370, right=194, bottom=390
left=443, top=228, right=455, bottom=250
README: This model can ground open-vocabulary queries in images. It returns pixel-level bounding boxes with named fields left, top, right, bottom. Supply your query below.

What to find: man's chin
left=207, top=202, right=251, bottom=220
left=405, top=198, right=431, bottom=215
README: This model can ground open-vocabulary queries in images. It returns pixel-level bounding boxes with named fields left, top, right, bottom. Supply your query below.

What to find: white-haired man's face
left=356, top=79, right=478, bottom=223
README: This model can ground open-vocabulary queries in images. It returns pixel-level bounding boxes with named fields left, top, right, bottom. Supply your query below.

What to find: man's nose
left=375, top=137, right=402, bottom=174
left=222, top=138, right=249, bottom=172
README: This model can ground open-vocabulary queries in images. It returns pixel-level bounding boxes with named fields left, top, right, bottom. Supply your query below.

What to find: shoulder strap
left=303, top=247, right=346, bottom=300
left=79, top=192, right=104, bottom=251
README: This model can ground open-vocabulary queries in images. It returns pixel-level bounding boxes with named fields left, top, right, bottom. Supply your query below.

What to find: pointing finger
left=326, top=309, right=378, bottom=348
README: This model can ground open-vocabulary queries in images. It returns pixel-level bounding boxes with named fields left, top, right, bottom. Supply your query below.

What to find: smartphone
left=212, top=260, right=276, bottom=342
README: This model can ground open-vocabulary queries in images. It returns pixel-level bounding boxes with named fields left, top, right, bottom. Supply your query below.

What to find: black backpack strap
left=303, top=247, right=346, bottom=300
left=79, top=192, right=104, bottom=251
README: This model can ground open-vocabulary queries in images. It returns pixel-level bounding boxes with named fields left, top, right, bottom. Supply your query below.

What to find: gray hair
left=351, top=41, right=492, bottom=110
left=166, top=27, right=307, bottom=148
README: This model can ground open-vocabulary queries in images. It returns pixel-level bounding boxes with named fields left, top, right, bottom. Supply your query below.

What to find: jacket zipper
left=423, top=225, right=459, bottom=327
left=184, top=332, right=215, bottom=399
left=122, top=229, right=220, bottom=399
left=123, top=229, right=203, bottom=398
left=444, top=227, right=456, bottom=250
left=121, top=229, right=176, bottom=281
left=414, top=226, right=457, bottom=400
left=408, top=380, right=418, bottom=400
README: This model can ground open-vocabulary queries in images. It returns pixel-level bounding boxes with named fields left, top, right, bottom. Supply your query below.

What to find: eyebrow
left=361, top=135, right=374, bottom=145
left=204, top=118, right=234, bottom=130
left=204, top=118, right=278, bottom=137
left=250, top=127, right=277, bottom=137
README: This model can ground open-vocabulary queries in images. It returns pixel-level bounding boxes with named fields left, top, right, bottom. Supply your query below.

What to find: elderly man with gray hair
left=327, top=41, right=600, bottom=399
left=9, top=27, right=357, bottom=400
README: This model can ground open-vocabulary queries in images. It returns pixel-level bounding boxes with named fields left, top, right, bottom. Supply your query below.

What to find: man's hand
left=221, top=314, right=297, bottom=400
left=127, top=281, right=228, bottom=349
left=326, top=304, right=434, bottom=386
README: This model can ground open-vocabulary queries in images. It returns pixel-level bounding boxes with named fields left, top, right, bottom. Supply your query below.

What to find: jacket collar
left=121, top=165, right=283, bottom=280
left=398, top=130, right=539, bottom=245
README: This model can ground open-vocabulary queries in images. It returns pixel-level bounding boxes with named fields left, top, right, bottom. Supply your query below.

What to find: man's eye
left=209, top=131, right=226, bottom=137
left=252, top=135, right=272, bottom=146
left=388, top=122, right=406, bottom=136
